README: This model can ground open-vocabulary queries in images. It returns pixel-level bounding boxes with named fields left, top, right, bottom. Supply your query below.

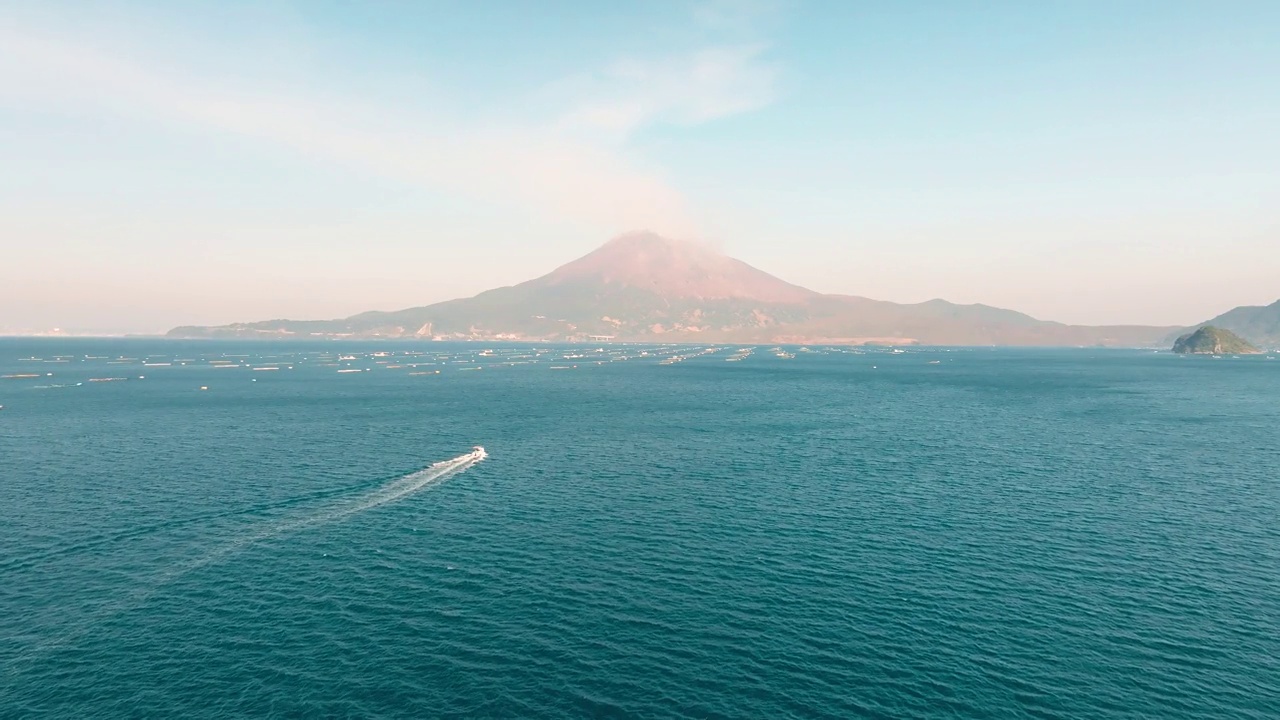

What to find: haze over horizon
left=3, top=1, right=1278, bottom=334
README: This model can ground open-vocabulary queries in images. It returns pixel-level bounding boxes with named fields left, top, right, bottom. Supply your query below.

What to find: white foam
left=196, top=448, right=487, bottom=566
left=20, top=449, right=487, bottom=662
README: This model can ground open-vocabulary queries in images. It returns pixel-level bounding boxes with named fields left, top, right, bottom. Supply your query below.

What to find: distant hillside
left=168, top=231, right=1176, bottom=346
left=1180, top=299, right=1280, bottom=348
left=1172, top=326, right=1260, bottom=354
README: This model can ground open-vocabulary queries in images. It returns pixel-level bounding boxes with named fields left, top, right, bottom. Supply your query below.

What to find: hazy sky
left=2, top=1, right=1277, bottom=333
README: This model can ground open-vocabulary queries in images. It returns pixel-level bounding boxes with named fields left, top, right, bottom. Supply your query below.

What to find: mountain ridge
left=168, top=232, right=1179, bottom=346
left=1172, top=299, right=1280, bottom=349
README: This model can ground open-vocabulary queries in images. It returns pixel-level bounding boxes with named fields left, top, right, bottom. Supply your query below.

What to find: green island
left=1172, top=326, right=1260, bottom=354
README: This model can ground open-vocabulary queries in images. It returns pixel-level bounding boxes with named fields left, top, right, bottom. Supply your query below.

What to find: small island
left=1172, top=325, right=1260, bottom=354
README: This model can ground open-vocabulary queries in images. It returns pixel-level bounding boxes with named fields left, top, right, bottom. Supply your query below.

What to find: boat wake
left=183, top=445, right=488, bottom=573
left=11, top=447, right=487, bottom=663
left=252, top=446, right=483, bottom=541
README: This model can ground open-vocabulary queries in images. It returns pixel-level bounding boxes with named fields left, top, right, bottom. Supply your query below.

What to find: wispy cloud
left=692, top=0, right=785, bottom=34
left=0, top=24, right=696, bottom=235
left=0, top=3, right=782, bottom=237
left=555, top=43, right=778, bottom=138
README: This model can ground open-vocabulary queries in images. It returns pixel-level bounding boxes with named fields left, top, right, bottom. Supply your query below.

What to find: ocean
left=2, top=339, right=1277, bottom=718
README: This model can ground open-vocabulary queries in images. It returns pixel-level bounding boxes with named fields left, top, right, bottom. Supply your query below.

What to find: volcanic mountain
left=538, top=232, right=816, bottom=304
left=168, top=231, right=1175, bottom=346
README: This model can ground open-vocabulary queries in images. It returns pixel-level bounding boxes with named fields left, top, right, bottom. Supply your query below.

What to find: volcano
left=168, top=232, right=1175, bottom=346
left=537, top=232, right=816, bottom=304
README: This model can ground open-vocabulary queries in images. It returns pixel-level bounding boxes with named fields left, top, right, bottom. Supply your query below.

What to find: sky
left=2, top=0, right=1277, bottom=333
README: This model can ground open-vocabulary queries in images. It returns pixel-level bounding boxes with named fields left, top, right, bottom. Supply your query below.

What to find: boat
left=471, top=445, right=488, bottom=459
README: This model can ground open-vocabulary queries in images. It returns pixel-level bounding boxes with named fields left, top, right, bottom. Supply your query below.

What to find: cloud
left=0, top=21, right=697, bottom=236
left=556, top=43, right=778, bottom=137
left=692, top=0, right=785, bottom=34
left=0, top=2, right=784, bottom=238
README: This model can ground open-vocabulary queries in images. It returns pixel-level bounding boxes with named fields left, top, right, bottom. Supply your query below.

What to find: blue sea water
left=1, top=339, right=1278, bottom=718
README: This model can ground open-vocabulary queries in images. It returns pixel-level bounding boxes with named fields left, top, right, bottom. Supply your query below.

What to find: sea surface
left=2, top=339, right=1277, bottom=718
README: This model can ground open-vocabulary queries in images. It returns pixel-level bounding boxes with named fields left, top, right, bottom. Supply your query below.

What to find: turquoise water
left=2, top=340, right=1277, bottom=718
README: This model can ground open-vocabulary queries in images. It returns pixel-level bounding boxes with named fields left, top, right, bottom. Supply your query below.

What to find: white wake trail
left=16, top=448, right=487, bottom=662
left=267, top=447, right=485, bottom=537
left=192, top=446, right=487, bottom=568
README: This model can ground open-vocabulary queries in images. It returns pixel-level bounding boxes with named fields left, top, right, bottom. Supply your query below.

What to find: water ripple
left=2, top=342, right=1278, bottom=717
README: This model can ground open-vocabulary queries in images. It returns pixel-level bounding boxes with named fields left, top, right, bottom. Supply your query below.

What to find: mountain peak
left=596, top=230, right=709, bottom=253
left=602, top=229, right=685, bottom=245
left=166, top=231, right=1179, bottom=347
left=536, top=231, right=816, bottom=304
